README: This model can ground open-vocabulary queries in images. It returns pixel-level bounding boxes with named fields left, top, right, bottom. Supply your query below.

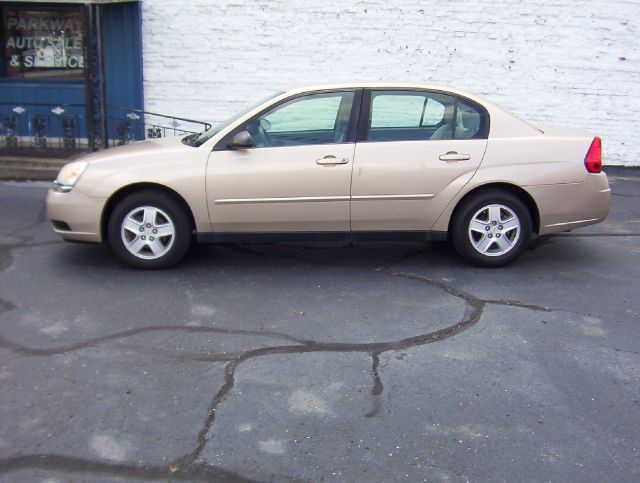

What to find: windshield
left=184, top=91, right=284, bottom=147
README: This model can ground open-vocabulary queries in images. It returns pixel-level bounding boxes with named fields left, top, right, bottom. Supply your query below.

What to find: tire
left=451, top=190, right=532, bottom=267
left=108, top=190, right=192, bottom=269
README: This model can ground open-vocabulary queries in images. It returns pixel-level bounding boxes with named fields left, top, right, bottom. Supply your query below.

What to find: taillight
left=584, top=137, right=602, bottom=173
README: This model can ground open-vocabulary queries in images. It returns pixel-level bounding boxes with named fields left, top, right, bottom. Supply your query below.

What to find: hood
left=79, top=135, right=191, bottom=165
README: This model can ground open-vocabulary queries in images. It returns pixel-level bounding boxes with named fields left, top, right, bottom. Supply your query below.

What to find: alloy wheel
left=467, top=204, right=521, bottom=257
left=120, top=206, right=176, bottom=260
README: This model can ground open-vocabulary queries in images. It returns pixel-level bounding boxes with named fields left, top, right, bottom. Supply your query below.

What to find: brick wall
left=141, top=0, right=640, bottom=165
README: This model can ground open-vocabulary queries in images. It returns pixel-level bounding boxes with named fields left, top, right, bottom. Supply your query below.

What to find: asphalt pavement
left=0, top=171, right=639, bottom=482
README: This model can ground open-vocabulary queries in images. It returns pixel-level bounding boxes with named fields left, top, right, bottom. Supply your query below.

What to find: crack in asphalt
left=0, top=240, right=64, bottom=273
left=1, top=248, right=553, bottom=478
left=0, top=323, right=306, bottom=357
left=0, top=192, right=624, bottom=480
left=0, top=228, right=62, bottom=273
left=0, top=245, right=12, bottom=272
left=612, top=192, right=640, bottom=198
left=614, top=347, right=640, bottom=357
left=169, top=264, right=554, bottom=470
left=553, top=233, right=640, bottom=237
left=365, top=352, right=384, bottom=418
left=0, top=454, right=263, bottom=482
left=0, top=298, right=15, bottom=316
left=0, top=233, right=573, bottom=480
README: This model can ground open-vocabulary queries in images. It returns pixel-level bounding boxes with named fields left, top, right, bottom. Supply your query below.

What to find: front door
left=351, top=90, right=489, bottom=231
left=206, top=91, right=358, bottom=232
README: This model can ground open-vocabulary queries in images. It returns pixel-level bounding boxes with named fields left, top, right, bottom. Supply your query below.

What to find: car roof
left=273, top=83, right=542, bottom=139
left=282, top=82, right=486, bottom=103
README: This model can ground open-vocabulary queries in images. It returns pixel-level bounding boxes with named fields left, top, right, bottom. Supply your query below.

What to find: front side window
left=423, top=98, right=446, bottom=126
left=189, top=91, right=283, bottom=147
left=245, top=91, right=355, bottom=148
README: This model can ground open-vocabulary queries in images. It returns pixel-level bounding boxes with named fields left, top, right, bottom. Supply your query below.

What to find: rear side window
left=456, top=99, right=484, bottom=138
left=368, top=91, right=454, bottom=142
left=366, top=90, right=489, bottom=142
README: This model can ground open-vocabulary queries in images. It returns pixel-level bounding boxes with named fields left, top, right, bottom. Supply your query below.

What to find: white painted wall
left=141, top=0, right=640, bottom=165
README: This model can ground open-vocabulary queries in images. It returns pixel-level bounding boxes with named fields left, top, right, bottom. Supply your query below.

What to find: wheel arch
left=101, top=182, right=196, bottom=241
left=448, top=182, right=540, bottom=234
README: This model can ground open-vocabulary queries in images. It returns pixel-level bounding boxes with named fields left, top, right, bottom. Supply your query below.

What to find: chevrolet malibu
left=47, top=83, right=611, bottom=268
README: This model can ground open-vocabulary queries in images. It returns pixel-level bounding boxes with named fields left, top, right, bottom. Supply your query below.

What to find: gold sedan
left=47, top=83, right=611, bottom=268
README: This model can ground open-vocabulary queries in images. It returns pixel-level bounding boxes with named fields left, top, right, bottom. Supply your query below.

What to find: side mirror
left=227, top=131, right=254, bottom=150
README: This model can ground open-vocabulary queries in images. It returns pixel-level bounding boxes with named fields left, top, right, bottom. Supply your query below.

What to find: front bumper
left=46, top=188, right=106, bottom=243
left=525, top=173, right=611, bottom=235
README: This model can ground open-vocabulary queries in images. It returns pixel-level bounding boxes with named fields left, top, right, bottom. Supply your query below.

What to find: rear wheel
left=451, top=190, right=532, bottom=267
left=108, top=190, right=192, bottom=269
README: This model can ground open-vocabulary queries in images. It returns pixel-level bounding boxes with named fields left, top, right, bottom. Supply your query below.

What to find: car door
left=206, top=90, right=359, bottom=232
left=351, top=89, right=489, bottom=231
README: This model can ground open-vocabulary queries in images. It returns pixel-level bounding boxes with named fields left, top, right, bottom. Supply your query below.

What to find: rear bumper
left=46, top=188, right=106, bottom=243
left=525, top=173, right=611, bottom=235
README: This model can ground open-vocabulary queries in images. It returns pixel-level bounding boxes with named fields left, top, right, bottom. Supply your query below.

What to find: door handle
left=316, top=155, right=349, bottom=165
left=439, top=152, right=470, bottom=162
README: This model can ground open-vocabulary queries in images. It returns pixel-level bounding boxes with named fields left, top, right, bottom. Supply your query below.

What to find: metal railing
left=0, top=102, right=87, bottom=153
left=107, top=105, right=211, bottom=146
left=0, top=101, right=212, bottom=154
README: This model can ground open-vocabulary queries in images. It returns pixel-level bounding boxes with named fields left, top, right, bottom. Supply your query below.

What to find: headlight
left=53, top=161, right=88, bottom=192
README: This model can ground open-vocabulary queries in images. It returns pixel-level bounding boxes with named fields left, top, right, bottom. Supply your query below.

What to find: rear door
left=351, top=89, right=489, bottom=231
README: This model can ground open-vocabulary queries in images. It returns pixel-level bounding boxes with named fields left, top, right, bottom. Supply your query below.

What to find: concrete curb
left=603, top=165, right=640, bottom=177
left=0, top=155, right=78, bottom=181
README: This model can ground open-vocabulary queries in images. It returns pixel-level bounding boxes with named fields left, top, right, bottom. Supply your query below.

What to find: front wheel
left=451, top=190, right=532, bottom=267
left=108, top=190, right=192, bottom=269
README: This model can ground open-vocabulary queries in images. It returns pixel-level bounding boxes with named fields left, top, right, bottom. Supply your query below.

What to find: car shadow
left=48, top=233, right=585, bottom=277
left=52, top=239, right=465, bottom=272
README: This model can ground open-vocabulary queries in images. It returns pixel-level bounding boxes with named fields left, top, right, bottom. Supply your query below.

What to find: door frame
left=212, top=88, right=365, bottom=152
left=204, top=88, right=365, bottom=234
left=355, top=87, right=491, bottom=143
